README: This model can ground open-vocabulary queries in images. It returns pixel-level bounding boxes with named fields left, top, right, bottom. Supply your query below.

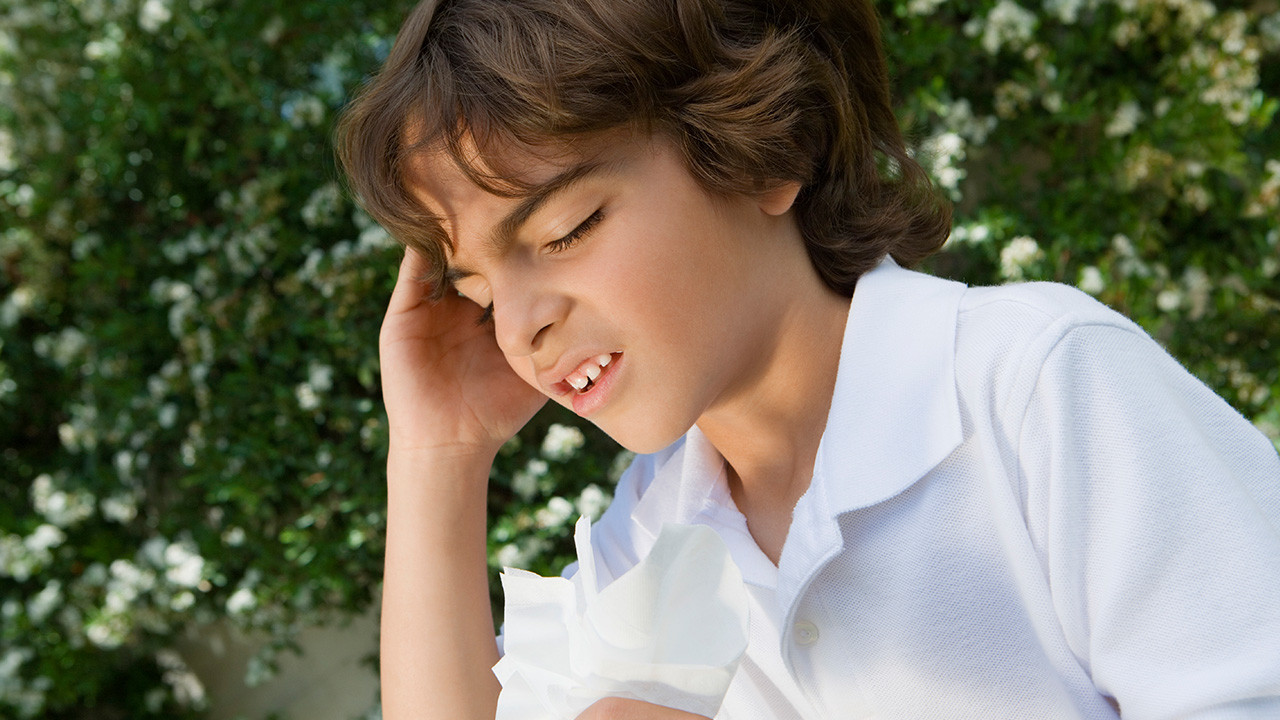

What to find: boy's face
left=404, top=131, right=801, bottom=453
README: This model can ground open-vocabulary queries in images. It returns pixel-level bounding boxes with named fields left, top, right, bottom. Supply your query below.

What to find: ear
left=757, top=180, right=803, bottom=217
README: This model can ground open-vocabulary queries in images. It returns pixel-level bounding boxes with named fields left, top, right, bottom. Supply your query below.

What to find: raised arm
left=378, top=249, right=546, bottom=720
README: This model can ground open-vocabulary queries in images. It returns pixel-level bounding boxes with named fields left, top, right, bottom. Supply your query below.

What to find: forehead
left=404, top=134, right=588, bottom=213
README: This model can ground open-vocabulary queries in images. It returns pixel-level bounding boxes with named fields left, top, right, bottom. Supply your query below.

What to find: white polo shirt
left=571, top=259, right=1280, bottom=719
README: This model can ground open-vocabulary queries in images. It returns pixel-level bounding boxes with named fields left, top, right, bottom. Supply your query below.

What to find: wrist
left=386, top=444, right=496, bottom=497
left=387, top=440, right=500, bottom=466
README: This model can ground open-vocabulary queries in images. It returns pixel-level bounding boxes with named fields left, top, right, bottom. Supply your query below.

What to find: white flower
left=81, top=563, right=109, bottom=587
left=938, top=98, right=998, bottom=146
left=157, top=649, right=207, bottom=709
left=110, top=558, right=156, bottom=593
left=169, top=590, right=195, bottom=612
left=1182, top=266, right=1212, bottom=319
left=1105, top=101, right=1142, bottom=138
left=295, top=383, right=320, bottom=411
left=140, top=536, right=169, bottom=568
left=100, top=494, right=138, bottom=524
left=1078, top=266, right=1105, bottom=295
left=307, top=362, right=335, bottom=392
left=495, top=536, right=550, bottom=570
left=967, top=0, right=1037, bottom=55
left=1044, top=0, right=1086, bottom=23
left=1179, top=0, right=1218, bottom=33
left=1, top=534, right=39, bottom=581
left=285, top=94, right=326, bottom=129
left=923, top=131, right=967, bottom=197
left=1182, top=183, right=1211, bottom=212
left=1261, top=257, right=1278, bottom=279
left=1261, top=12, right=1280, bottom=52
left=1112, top=19, right=1140, bottom=47
left=226, top=587, right=256, bottom=615
left=163, top=543, right=205, bottom=588
left=84, top=35, right=122, bottom=62
left=999, top=236, right=1042, bottom=281
left=354, top=208, right=394, bottom=250
left=26, top=580, right=62, bottom=624
left=158, top=403, right=178, bottom=429
left=535, top=497, right=576, bottom=529
left=301, top=184, right=344, bottom=229
left=222, top=526, right=246, bottom=547
left=575, top=484, right=610, bottom=520
left=496, top=543, right=525, bottom=569
left=0, top=128, right=15, bottom=173
left=25, top=524, right=66, bottom=555
left=104, top=586, right=135, bottom=614
left=541, top=424, right=586, bottom=461
left=512, top=458, right=549, bottom=501
left=907, top=0, right=946, bottom=16
left=0, top=648, right=33, bottom=678
left=138, top=0, right=172, bottom=33
left=86, top=616, right=127, bottom=649
left=1156, top=288, right=1184, bottom=312
left=260, top=15, right=286, bottom=45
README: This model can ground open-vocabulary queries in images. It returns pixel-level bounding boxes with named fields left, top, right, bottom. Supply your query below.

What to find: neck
left=695, top=260, right=850, bottom=518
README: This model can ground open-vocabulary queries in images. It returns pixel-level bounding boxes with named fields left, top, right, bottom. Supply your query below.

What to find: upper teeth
left=566, top=354, right=614, bottom=390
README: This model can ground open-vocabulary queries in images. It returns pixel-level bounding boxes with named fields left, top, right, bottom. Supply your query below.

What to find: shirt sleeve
left=1017, top=322, right=1280, bottom=720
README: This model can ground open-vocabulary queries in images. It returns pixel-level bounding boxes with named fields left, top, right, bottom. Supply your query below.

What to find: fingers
left=386, top=247, right=434, bottom=315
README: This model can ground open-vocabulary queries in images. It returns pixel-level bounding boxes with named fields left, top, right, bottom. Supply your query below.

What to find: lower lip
left=571, top=352, right=623, bottom=417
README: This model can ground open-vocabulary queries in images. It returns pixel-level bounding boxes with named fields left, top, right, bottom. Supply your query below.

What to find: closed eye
left=546, top=209, right=604, bottom=254
left=471, top=210, right=602, bottom=329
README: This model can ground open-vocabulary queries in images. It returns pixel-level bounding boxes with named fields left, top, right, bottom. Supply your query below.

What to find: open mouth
left=562, top=352, right=621, bottom=395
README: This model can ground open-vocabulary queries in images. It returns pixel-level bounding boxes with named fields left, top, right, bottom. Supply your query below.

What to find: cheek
left=506, top=354, right=543, bottom=393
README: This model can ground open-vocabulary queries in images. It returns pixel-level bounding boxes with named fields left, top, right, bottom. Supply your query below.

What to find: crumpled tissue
left=493, top=515, right=750, bottom=720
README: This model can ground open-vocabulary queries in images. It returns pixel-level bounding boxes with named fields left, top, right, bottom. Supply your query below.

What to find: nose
left=491, top=278, right=566, bottom=357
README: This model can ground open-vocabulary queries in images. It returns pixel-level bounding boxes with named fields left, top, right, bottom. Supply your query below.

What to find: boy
left=335, top=0, right=1280, bottom=718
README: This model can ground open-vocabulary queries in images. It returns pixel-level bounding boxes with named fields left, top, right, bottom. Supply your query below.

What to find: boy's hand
left=380, top=249, right=546, bottom=459
left=576, top=697, right=712, bottom=720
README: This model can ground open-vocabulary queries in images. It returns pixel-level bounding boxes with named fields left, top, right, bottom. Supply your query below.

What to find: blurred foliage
left=0, top=0, right=1276, bottom=717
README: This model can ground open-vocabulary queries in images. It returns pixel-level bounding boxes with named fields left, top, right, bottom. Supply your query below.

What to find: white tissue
left=493, top=516, right=750, bottom=720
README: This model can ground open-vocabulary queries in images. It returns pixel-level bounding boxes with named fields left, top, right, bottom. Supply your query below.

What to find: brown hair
left=335, top=0, right=951, bottom=297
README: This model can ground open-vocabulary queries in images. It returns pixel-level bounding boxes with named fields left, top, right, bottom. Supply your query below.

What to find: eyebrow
left=443, top=158, right=618, bottom=285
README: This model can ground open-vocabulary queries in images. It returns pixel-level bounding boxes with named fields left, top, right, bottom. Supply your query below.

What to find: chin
left=591, top=413, right=694, bottom=457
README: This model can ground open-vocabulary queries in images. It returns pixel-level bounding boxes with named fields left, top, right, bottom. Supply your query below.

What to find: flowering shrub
left=0, top=0, right=1275, bottom=717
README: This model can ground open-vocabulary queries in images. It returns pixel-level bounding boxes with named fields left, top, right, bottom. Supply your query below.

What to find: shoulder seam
left=1010, top=320, right=1153, bottom=462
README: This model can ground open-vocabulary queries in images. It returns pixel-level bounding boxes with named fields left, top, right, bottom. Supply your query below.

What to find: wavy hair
left=335, top=0, right=951, bottom=296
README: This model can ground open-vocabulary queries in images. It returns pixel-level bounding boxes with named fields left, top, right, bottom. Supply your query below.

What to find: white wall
left=178, top=604, right=381, bottom=720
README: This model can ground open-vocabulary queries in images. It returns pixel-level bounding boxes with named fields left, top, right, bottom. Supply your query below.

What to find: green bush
left=0, top=0, right=1275, bottom=717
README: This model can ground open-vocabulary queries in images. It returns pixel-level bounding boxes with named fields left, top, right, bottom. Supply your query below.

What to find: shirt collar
left=813, top=256, right=967, bottom=515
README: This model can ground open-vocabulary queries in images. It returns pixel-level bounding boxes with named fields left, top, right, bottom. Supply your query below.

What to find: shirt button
left=793, top=620, right=819, bottom=647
